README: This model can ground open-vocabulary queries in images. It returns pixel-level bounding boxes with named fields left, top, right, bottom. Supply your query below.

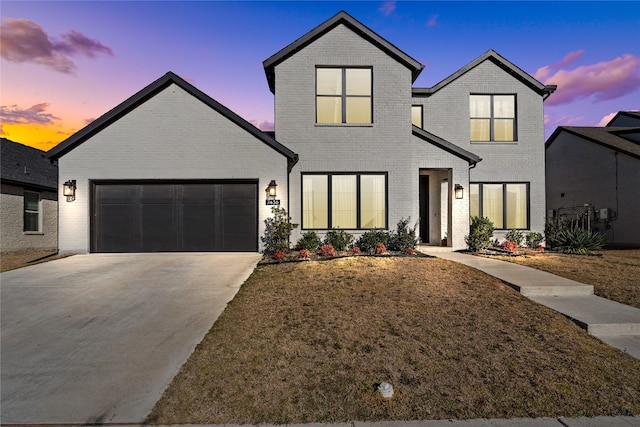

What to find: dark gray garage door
left=92, top=181, right=257, bottom=252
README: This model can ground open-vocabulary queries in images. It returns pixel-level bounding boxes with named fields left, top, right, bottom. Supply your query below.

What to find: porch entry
left=419, top=169, right=452, bottom=246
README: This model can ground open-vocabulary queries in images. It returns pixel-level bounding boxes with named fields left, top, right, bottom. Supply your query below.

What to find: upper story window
left=470, top=94, right=516, bottom=142
left=411, top=105, right=423, bottom=128
left=24, top=191, right=41, bottom=232
left=316, top=67, right=372, bottom=124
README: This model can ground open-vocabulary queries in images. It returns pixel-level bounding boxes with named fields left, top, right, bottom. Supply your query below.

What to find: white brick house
left=49, top=11, right=554, bottom=253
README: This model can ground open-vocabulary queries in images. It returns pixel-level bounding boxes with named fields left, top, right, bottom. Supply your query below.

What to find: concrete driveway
left=0, top=252, right=261, bottom=424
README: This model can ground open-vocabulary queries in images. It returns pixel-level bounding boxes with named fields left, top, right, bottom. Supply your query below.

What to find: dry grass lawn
left=483, top=250, right=640, bottom=309
left=0, top=250, right=69, bottom=272
left=148, top=257, right=640, bottom=424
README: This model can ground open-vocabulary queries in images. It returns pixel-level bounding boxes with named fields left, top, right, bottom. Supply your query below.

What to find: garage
left=91, top=181, right=257, bottom=252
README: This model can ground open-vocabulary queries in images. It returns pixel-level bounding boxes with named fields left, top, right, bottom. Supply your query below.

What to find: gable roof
left=1, top=138, right=58, bottom=190
left=412, top=49, right=556, bottom=98
left=606, top=111, right=640, bottom=127
left=412, top=127, right=482, bottom=165
left=546, top=126, right=640, bottom=160
left=46, top=72, right=298, bottom=167
left=263, top=10, right=424, bottom=94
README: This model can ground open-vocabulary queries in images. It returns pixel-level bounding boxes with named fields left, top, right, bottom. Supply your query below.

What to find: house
left=47, top=11, right=554, bottom=253
left=546, top=111, right=640, bottom=248
left=1, top=138, right=58, bottom=252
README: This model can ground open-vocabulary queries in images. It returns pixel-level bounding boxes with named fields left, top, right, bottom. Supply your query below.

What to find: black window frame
left=315, top=66, right=373, bottom=124
left=411, top=104, right=423, bottom=128
left=301, top=172, right=388, bottom=230
left=469, top=94, right=517, bottom=142
left=470, top=182, right=530, bottom=230
left=23, top=190, right=41, bottom=232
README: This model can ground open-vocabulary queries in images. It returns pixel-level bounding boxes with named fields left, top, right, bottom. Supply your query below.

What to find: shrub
left=549, top=227, right=606, bottom=255
left=500, top=240, right=519, bottom=253
left=465, top=216, right=495, bottom=252
left=298, top=249, right=311, bottom=259
left=404, top=247, right=416, bottom=255
left=318, top=244, right=336, bottom=257
left=375, top=242, right=387, bottom=254
left=526, top=232, right=544, bottom=249
left=262, top=207, right=298, bottom=254
left=324, top=229, right=354, bottom=251
left=388, top=217, right=418, bottom=251
left=356, top=230, right=389, bottom=253
left=296, top=231, right=322, bottom=251
left=349, top=246, right=361, bottom=255
left=505, top=229, right=524, bottom=246
left=272, top=250, right=286, bottom=261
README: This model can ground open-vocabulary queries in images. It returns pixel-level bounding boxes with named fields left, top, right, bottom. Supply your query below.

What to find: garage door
left=92, top=181, right=257, bottom=252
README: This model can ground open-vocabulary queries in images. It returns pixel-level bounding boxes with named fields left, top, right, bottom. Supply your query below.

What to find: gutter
left=543, top=85, right=557, bottom=101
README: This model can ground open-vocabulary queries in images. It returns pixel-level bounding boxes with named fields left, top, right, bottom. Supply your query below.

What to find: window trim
left=316, top=66, right=373, bottom=125
left=301, top=172, right=388, bottom=230
left=411, top=104, right=423, bottom=128
left=470, top=94, right=517, bottom=142
left=470, top=182, right=530, bottom=230
left=23, top=190, right=42, bottom=233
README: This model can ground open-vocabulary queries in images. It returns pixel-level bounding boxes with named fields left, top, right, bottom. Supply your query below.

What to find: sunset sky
left=1, top=1, right=639, bottom=152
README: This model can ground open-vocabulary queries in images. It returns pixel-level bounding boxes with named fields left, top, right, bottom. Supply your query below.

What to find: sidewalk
left=421, top=247, right=640, bottom=360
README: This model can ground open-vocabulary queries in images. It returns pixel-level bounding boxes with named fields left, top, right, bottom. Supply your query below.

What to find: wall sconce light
left=455, top=184, right=464, bottom=200
left=265, top=180, right=280, bottom=205
left=63, top=180, right=76, bottom=202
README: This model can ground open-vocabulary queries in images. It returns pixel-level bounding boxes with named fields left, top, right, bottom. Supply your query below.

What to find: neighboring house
left=47, top=11, right=554, bottom=253
left=1, top=138, right=58, bottom=252
left=546, top=112, right=640, bottom=248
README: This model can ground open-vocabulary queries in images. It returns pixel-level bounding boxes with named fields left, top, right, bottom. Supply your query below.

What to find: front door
left=419, top=175, right=429, bottom=244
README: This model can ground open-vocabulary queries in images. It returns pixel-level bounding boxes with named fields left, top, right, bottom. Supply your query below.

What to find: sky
left=1, top=1, right=639, bottom=151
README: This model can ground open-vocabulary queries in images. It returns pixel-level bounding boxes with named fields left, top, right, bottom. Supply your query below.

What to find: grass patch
left=148, top=257, right=640, bottom=424
left=482, top=250, right=640, bottom=309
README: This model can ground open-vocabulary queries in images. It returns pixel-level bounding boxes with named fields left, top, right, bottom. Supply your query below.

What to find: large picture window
left=316, top=67, right=372, bottom=124
left=24, top=191, right=41, bottom=232
left=469, top=183, right=528, bottom=229
left=302, top=173, right=386, bottom=229
left=470, top=94, right=516, bottom=141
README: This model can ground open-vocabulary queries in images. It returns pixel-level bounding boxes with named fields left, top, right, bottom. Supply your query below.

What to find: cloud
left=553, top=115, right=584, bottom=126
left=597, top=112, right=617, bottom=127
left=249, top=119, right=275, bottom=131
left=0, top=125, right=7, bottom=136
left=0, top=18, right=113, bottom=73
left=378, top=1, right=396, bottom=16
left=535, top=53, right=640, bottom=106
left=0, top=103, right=60, bottom=125
left=84, top=117, right=96, bottom=125
left=426, top=14, right=439, bottom=27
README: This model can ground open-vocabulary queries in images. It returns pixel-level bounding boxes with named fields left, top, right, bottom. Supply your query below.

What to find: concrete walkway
left=421, top=247, right=640, bottom=360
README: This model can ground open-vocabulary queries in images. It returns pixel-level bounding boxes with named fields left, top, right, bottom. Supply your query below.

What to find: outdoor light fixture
left=455, top=184, right=464, bottom=199
left=63, top=180, right=76, bottom=202
left=266, top=180, right=278, bottom=200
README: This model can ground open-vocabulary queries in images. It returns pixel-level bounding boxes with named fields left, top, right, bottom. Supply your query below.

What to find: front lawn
left=481, top=250, right=640, bottom=309
left=147, top=257, right=640, bottom=424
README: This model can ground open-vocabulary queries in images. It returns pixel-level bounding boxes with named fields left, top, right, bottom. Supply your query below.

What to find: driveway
left=0, top=252, right=262, bottom=424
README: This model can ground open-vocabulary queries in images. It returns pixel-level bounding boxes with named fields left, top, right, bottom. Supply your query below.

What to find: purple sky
left=1, top=1, right=639, bottom=151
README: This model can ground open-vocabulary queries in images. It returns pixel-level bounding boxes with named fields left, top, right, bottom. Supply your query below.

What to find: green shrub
left=261, top=207, right=298, bottom=254
left=526, top=231, right=544, bottom=249
left=388, top=217, right=418, bottom=251
left=324, top=229, right=354, bottom=251
left=505, top=229, right=524, bottom=246
left=356, top=230, right=390, bottom=253
left=296, top=231, right=322, bottom=251
left=548, top=227, right=606, bottom=255
left=465, top=216, right=495, bottom=252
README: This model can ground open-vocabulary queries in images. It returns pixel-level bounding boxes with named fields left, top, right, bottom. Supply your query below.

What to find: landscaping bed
left=148, top=257, right=640, bottom=424
left=0, top=250, right=70, bottom=272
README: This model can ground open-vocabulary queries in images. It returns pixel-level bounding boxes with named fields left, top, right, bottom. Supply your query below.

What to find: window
left=470, top=94, right=516, bottom=141
left=316, top=67, right=372, bottom=124
left=411, top=105, right=423, bottom=128
left=24, top=191, right=41, bottom=232
left=469, top=183, right=528, bottom=229
left=302, top=173, right=386, bottom=229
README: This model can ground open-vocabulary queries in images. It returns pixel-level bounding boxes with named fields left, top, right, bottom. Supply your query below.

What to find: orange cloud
left=535, top=53, right=640, bottom=106
left=0, top=18, right=113, bottom=74
left=1, top=123, right=72, bottom=151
